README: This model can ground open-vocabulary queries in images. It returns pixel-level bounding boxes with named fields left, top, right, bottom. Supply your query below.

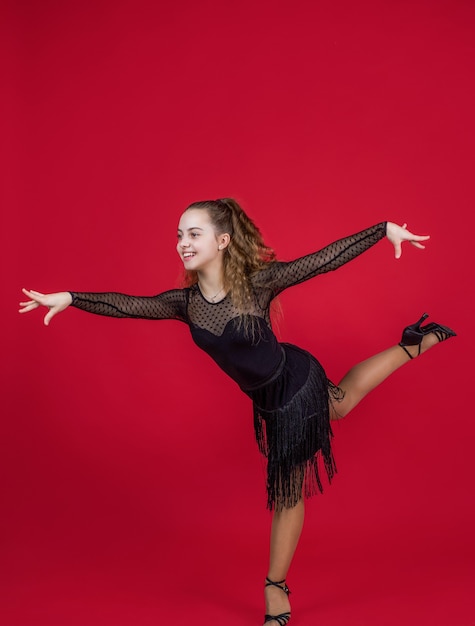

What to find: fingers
left=393, top=224, right=430, bottom=258
left=19, top=290, right=41, bottom=313
left=22, top=288, right=45, bottom=297
left=19, top=289, right=71, bottom=323
left=21, top=288, right=45, bottom=305
left=19, top=289, right=47, bottom=316
left=404, top=232, right=430, bottom=242
left=399, top=223, right=430, bottom=241
left=393, top=224, right=430, bottom=256
left=44, top=308, right=56, bottom=326
left=19, top=301, right=40, bottom=313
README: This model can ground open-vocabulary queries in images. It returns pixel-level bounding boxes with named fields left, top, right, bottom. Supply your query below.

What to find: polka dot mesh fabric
left=70, top=222, right=386, bottom=511
left=255, top=222, right=387, bottom=297
left=70, top=223, right=386, bottom=331
left=69, top=289, right=188, bottom=321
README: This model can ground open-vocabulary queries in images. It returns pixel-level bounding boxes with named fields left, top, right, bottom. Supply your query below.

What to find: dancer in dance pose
left=20, top=198, right=455, bottom=626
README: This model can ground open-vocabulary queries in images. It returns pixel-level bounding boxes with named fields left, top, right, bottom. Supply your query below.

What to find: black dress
left=70, top=222, right=387, bottom=511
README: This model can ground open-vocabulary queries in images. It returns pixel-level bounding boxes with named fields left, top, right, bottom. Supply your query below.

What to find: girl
left=20, top=198, right=455, bottom=626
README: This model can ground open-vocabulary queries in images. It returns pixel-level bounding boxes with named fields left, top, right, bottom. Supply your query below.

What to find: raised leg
left=330, top=331, right=443, bottom=419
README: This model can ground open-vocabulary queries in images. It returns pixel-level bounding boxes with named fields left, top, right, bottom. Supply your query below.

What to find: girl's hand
left=19, top=289, right=73, bottom=326
left=386, top=222, right=430, bottom=259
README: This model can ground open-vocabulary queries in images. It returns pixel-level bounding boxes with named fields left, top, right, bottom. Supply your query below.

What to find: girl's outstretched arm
left=19, top=288, right=188, bottom=324
left=256, top=222, right=429, bottom=297
left=19, top=289, right=72, bottom=326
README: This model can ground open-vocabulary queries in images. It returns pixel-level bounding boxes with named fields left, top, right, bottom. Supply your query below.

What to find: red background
left=2, top=1, right=474, bottom=624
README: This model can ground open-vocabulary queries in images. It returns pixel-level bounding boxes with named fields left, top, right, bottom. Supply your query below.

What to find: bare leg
left=264, top=499, right=304, bottom=625
left=330, top=332, right=441, bottom=419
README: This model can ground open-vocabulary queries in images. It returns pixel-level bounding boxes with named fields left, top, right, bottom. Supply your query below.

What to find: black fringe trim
left=252, top=352, right=343, bottom=512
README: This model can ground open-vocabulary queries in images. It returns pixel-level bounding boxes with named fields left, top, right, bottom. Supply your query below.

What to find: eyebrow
left=177, top=227, right=205, bottom=233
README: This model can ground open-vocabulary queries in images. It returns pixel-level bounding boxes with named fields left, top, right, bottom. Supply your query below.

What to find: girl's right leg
left=264, top=499, right=304, bottom=626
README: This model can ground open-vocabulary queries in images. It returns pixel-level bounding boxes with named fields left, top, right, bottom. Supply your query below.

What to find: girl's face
left=177, top=209, right=229, bottom=274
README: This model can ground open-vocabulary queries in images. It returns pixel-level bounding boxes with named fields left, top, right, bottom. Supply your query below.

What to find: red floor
left=2, top=519, right=473, bottom=625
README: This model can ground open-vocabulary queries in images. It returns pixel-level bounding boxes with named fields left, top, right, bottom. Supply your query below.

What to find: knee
left=330, top=403, right=348, bottom=420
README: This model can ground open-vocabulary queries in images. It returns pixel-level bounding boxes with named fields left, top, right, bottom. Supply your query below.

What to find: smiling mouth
left=183, top=252, right=196, bottom=260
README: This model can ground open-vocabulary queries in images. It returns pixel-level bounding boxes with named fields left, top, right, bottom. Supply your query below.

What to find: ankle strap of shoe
left=265, top=577, right=291, bottom=595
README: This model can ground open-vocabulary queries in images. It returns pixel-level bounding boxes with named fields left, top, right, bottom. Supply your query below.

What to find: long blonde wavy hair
left=182, top=198, right=276, bottom=315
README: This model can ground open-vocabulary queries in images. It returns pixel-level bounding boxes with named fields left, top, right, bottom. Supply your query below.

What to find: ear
left=218, top=233, right=231, bottom=250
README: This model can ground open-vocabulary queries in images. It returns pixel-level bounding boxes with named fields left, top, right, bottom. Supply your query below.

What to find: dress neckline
left=196, top=283, right=228, bottom=305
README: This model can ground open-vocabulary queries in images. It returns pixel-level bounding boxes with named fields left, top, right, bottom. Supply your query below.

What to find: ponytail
left=182, top=198, right=276, bottom=316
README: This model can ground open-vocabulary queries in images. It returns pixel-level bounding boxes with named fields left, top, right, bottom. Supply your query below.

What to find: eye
left=177, top=233, right=182, bottom=240
left=191, top=232, right=200, bottom=238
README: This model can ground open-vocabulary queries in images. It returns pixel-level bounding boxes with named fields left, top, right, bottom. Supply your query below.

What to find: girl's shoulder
left=251, top=260, right=283, bottom=284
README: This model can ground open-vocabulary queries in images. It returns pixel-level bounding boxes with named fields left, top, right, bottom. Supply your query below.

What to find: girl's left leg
left=264, top=499, right=304, bottom=626
left=330, top=331, right=443, bottom=419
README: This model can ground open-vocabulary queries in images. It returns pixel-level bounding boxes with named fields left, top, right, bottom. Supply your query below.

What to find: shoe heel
left=412, top=312, right=429, bottom=331
left=400, top=312, right=429, bottom=346
left=399, top=315, right=456, bottom=360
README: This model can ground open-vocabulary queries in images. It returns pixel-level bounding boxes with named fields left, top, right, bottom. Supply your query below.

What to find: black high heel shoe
left=399, top=313, right=457, bottom=359
left=264, top=577, right=291, bottom=625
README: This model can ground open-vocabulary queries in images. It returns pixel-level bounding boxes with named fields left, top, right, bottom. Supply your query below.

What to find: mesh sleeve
left=69, top=289, right=188, bottom=321
left=258, top=222, right=387, bottom=295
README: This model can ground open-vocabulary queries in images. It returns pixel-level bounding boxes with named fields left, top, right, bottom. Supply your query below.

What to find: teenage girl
left=20, top=198, right=455, bottom=626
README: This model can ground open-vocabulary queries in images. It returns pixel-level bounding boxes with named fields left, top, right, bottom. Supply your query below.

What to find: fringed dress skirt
left=245, top=343, right=344, bottom=512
